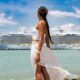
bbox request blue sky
[0,0,80,35]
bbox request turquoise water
[0,50,80,80]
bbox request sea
[0,50,80,80]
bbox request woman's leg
[41,65,50,80]
[35,64,42,80]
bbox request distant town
[0,34,80,50]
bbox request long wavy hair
[38,6,53,44]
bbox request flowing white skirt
[31,43,77,80]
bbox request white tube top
[32,28,39,40]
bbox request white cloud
[19,26,33,35]
[50,27,59,35]
[19,26,28,33]
[4,24,80,36]
[8,26,33,35]
[48,7,80,18]
[50,23,80,35]
[0,13,18,26]
[73,7,80,14]
[60,23,75,32]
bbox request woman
[31,6,79,80]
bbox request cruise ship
[0,33,80,50]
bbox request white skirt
[31,43,77,80]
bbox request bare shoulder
[38,20,46,29]
[39,20,45,24]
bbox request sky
[0,0,80,35]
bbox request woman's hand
[34,51,40,64]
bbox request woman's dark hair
[38,6,53,44]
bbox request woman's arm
[34,21,45,64]
[34,21,48,64]
[37,21,45,52]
